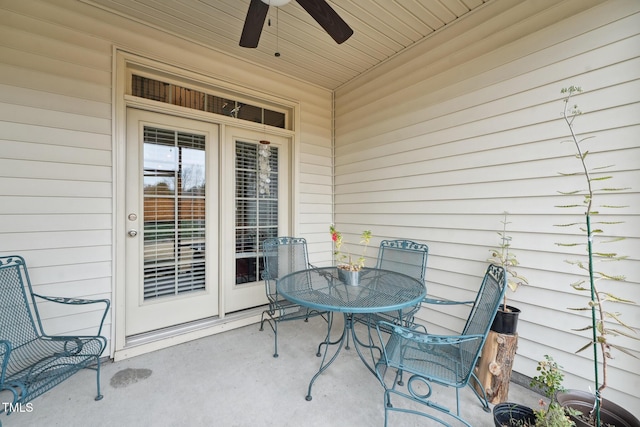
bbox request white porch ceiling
[82,0,491,90]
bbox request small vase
[337,267,361,286]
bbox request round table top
[276,267,426,313]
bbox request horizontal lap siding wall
[0,4,114,343]
[0,0,332,354]
[298,100,334,263]
[334,0,640,415]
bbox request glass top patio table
[276,266,426,401]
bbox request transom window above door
[131,74,288,129]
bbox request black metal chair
[374,264,507,427]
[259,237,327,357]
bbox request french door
[223,127,289,312]
[125,109,219,335]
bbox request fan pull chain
[274,7,281,57]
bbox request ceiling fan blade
[295,0,353,44]
[240,0,269,48]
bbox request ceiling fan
[240,0,353,48]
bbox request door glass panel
[143,126,206,299]
[235,141,278,284]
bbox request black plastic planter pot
[490,305,520,335]
[557,390,640,427]
[493,402,535,427]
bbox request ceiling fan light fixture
[260,0,291,6]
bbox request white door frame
[112,50,300,360]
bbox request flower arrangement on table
[329,225,372,271]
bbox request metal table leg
[305,312,347,401]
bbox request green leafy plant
[556,86,638,425]
[488,211,529,310]
[530,355,576,427]
[329,225,372,271]
[495,357,577,427]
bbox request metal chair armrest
[376,321,428,362]
[377,320,483,362]
[422,297,475,306]
[380,321,482,345]
[32,294,110,336]
[399,331,483,346]
[33,294,110,307]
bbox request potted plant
[529,355,578,427]
[493,403,536,427]
[329,225,372,285]
[493,355,575,427]
[554,86,639,427]
[475,212,530,404]
[488,211,529,334]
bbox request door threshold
[114,306,265,361]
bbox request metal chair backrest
[262,237,310,299]
[376,240,429,283]
[459,264,507,375]
[0,256,41,349]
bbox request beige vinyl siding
[334,0,639,414]
[298,98,334,263]
[0,0,332,355]
[1,0,637,413]
[0,0,114,345]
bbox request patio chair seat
[0,255,109,422]
[259,237,327,358]
[375,263,507,427]
[354,239,428,328]
[352,239,428,357]
[380,327,480,386]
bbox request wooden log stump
[474,330,518,404]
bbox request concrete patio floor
[3,316,543,427]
